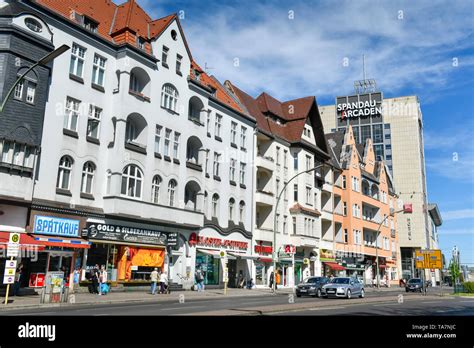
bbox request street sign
[223,267,229,282]
[167,232,178,247]
[3,275,14,284]
[415,249,442,269]
[9,233,20,244]
[7,243,19,257]
[284,245,296,254]
[303,258,310,265]
[5,260,17,269]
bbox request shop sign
[34,216,80,237]
[197,236,248,251]
[167,233,178,247]
[320,249,336,262]
[255,245,272,254]
[336,92,382,120]
[85,223,168,246]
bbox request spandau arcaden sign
[336,92,383,119]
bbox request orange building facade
[324,126,400,285]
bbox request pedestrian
[195,268,204,292]
[91,265,100,294]
[237,270,244,288]
[150,268,159,295]
[275,270,281,289]
[160,271,168,294]
[269,271,274,291]
[13,263,23,296]
[99,265,108,295]
[73,267,80,292]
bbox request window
[352,204,360,218]
[25,18,42,32]
[342,175,346,189]
[121,165,143,198]
[56,156,73,190]
[151,175,162,204]
[162,46,169,66]
[283,150,288,168]
[164,129,172,156]
[69,43,86,77]
[352,126,360,143]
[168,180,177,206]
[276,146,281,165]
[293,217,297,234]
[173,132,180,158]
[360,125,371,143]
[385,144,392,150]
[386,155,392,160]
[240,163,246,184]
[64,97,80,131]
[385,133,391,140]
[213,152,221,177]
[344,229,348,243]
[314,192,318,208]
[206,113,211,134]
[230,159,236,181]
[372,124,383,143]
[283,216,288,234]
[240,126,247,149]
[293,152,298,170]
[92,54,106,86]
[229,198,235,221]
[343,202,347,216]
[176,54,182,74]
[354,230,362,245]
[212,194,219,217]
[294,184,298,201]
[384,124,391,129]
[239,201,245,222]
[205,150,210,175]
[1,142,11,163]
[83,16,98,33]
[284,181,288,200]
[154,125,162,153]
[26,82,36,104]
[306,186,311,204]
[14,80,24,100]
[161,84,179,112]
[215,114,222,137]
[351,176,359,192]
[374,144,384,160]
[231,122,237,144]
[305,155,312,171]
[87,105,101,139]
[137,37,146,50]
[81,162,95,194]
[276,214,280,232]
[276,179,280,196]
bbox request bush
[463,282,474,293]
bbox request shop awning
[227,252,259,260]
[33,236,91,249]
[258,257,273,263]
[0,232,46,251]
[323,262,346,271]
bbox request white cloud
[438,228,474,236]
[164,0,474,101]
[442,209,474,221]
[425,150,474,182]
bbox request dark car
[406,278,423,292]
[296,277,329,298]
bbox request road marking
[421,301,443,304]
[309,306,345,311]
[160,305,204,311]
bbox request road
[2,288,472,316]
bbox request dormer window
[83,16,98,33]
[25,18,42,32]
[194,70,201,81]
[137,37,146,50]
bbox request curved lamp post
[272,163,326,293]
[0,44,69,113]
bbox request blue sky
[127,0,474,265]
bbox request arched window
[168,179,177,207]
[129,67,151,96]
[121,165,143,198]
[212,193,219,218]
[81,161,96,194]
[57,156,74,190]
[239,201,246,223]
[203,191,208,216]
[151,175,162,204]
[229,198,235,221]
[125,113,147,145]
[161,83,179,112]
[188,96,204,122]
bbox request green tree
[449,259,461,292]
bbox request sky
[124,0,474,266]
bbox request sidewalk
[0,287,289,311]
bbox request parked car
[296,277,329,298]
[406,278,423,292]
[322,277,364,299]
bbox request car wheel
[359,289,365,298]
[317,289,322,298]
[405,288,409,292]
[296,294,301,298]
[347,289,352,299]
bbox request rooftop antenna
[354,54,376,94]
[204,62,214,75]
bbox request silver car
[322,277,365,299]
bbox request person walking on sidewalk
[195,268,204,292]
[269,271,274,291]
[150,268,159,295]
[99,265,108,295]
[159,271,168,294]
[92,265,100,294]
[13,263,23,296]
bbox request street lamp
[0,44,69,113]
[375,203,412,289]
[272,163,326,293]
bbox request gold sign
[415,249,442,269]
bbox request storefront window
[196,252,219,285]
